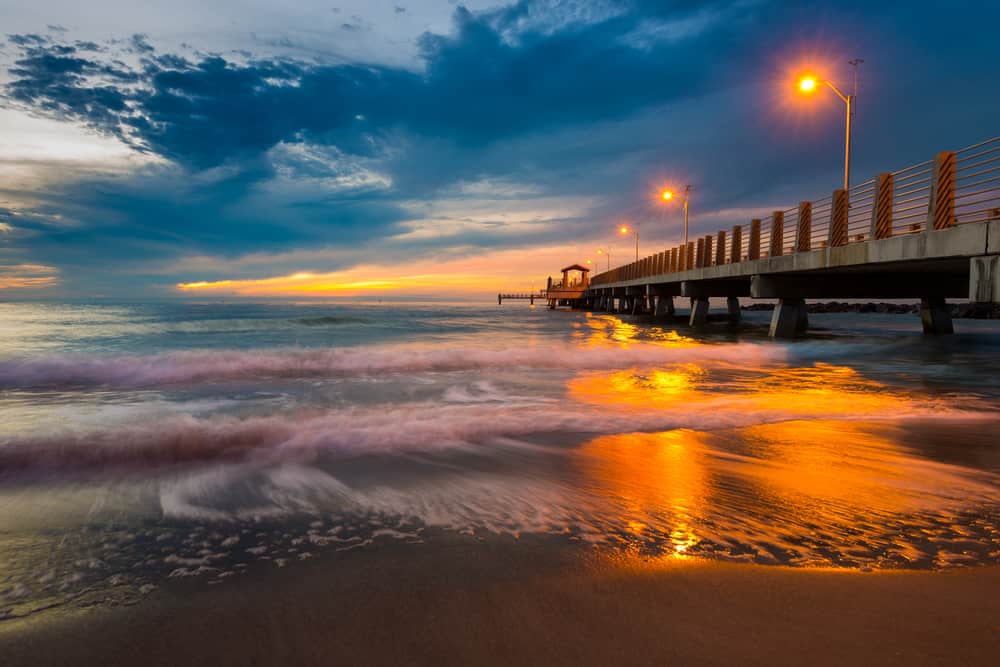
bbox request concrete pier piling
[654,295,675,317]
[727,296,741,323]
[769,298,809,338]
[689,297,710,326]
[920,297,954,335]
[970,255,1000,303]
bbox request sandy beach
[3,537,999,667]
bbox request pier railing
[590,136,1000,286]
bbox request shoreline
[3,537,999,666]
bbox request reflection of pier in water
[503,136,1000,338]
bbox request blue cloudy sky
[0,0,998,297]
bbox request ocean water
[1,300,999,620]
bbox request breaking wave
[0,390,984,478]
[293,316,369,326]
[0,342,783,389]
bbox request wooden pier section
[517,136,1000,337]
[498,292,547,305]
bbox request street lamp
[619,224,638,261]
[596,248,611,271]
[661,185,692,246]
[797,58,863,191]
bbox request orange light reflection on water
[567,358,999,567]
[581,314,697,349]
[579,430,710,559]
[569,362,913,419]
[578,419,1000,569]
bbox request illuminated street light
[619,224,639,261]
[661,185,692,246]
[797,59,863,190]
[596,247,611,271]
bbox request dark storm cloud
[6,37,138,130]
[3,1,756,171]
[6,33,50,47]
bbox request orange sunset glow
[174,245,604,297]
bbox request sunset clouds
[2,1,999,297]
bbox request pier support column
[920,297,953,335]
[970,255,1000,303]
[689,297,709,326]
[769,298,808,338]
[654,295,674,317]
[726,296,741,323]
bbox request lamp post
[619,225,638,261]
[798,59,863,191]
[662,185,692,246]
[596,248,610,271]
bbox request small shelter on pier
[545,264,590,309]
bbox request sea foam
[0,342,782,389]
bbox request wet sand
[3,538,999,666]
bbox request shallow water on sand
[1,300,999,621]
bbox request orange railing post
[829,189,849,247]
[749,219,761,260]
[928,151,956,230]
[797,202,812,252]
[871,173,894,239]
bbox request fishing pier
[505,136,1000,338]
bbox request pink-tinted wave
[0,392,983,477]
[0,343,783,389]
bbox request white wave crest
[0,342,783,389]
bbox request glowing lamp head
[661,190,673,201]
[596,249,604,254]
[619,225,630,235]
[798,76,818,93]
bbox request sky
[0,0,998,298]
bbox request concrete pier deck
[583,136,1000,337]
